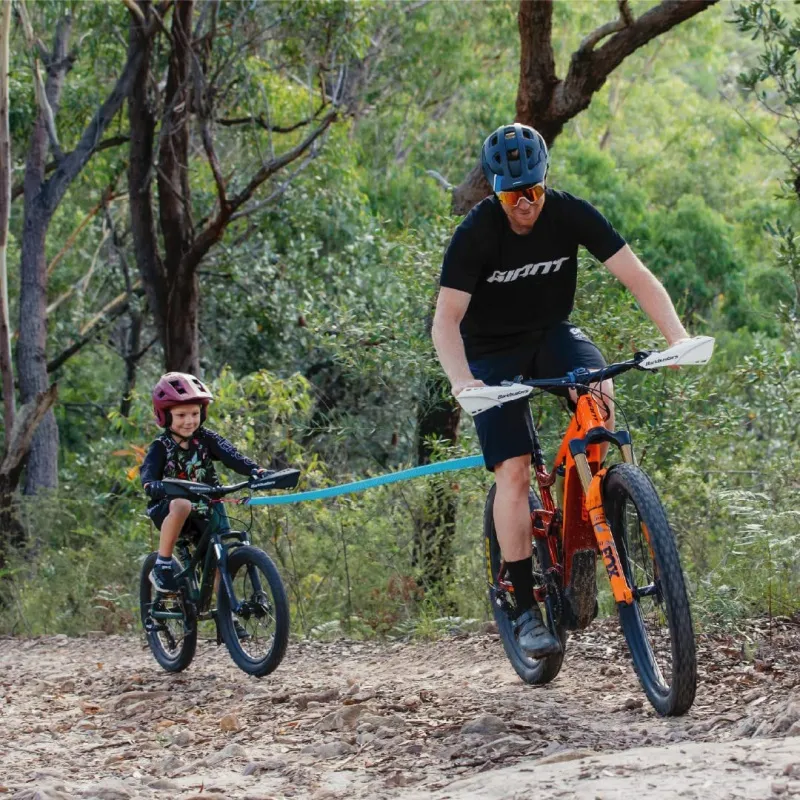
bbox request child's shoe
[149,562,179,594]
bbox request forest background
[0,0,797,638]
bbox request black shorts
[468,321,606,471]
[145,500,220,537]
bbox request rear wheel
[139,552,197,672]
[603,464,697,716]
[217,545,289,677]
[484,484,567,685]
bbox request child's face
[170,404,202,437]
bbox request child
[140,371,268,594]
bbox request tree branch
[46,281,143,373]
[11,135,129,202]
[190,49,227,212]
[182,109,336,272]
[216,105,327,134]
[17,0,65,160]
[40,34,151,215]
[0,384,58,476]
[555,0,718,121]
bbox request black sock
[506,557,534,616]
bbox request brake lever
[249,468,301,491]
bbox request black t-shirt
[440,190,626,359]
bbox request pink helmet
[152,372,214,427]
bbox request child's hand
[250,467,271,480]
[145,480,167,500]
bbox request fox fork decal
[585,470,633,605]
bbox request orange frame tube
[536,392,633,604]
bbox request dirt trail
[1,617,798,800]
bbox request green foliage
[4,0,800,637]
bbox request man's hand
[451,378,486,397]
[666,334,691,370]
[144,480,166,500]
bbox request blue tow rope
[247,455,485,506]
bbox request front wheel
[484,484,567,685]
[139,552,197,672]
[603,464,697,716]
[217,545,290,677]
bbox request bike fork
[214,540,241,614]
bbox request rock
[78,779,133,799]
[623,697,644,710]
[206,743,249,766]
[788,721,800,737]
[219,712,243,732]
[357,713,406,732]
[773,703,800,734]
[318,704,366,731]
[401,695,421,710]
[108,691,168,710]
[243,757,284,776]
[155,754,183,775]
[735,717,758,737]
[536,748,596,765]
[170,729,195,747]
[29,771,65,781]
[772,782,788,795]
[11,789,72,800]
[460,714,507,736]
[479,734,529,757]
[296,688,339,709]
[301,741,356,759]
[147,778,182,791]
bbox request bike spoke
[232,562,277,659]
[623,500,673,690]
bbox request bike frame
[496,387,636,614]
[148,502,255,625]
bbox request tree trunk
[127,1,166,348]
[17,17,71,493]
[0,0,13,437]
[156,0,198,373]
[0,384,58,569]
[18,211,59,492]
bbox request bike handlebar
[513,352,648,391]
[162,468,301,501]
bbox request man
[432,123,690,657]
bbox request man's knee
[494,456,531,496]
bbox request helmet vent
[169,379,187,395]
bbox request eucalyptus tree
[126,0,398,373]
[452,0,720,213]
[13,1,157,494]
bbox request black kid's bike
[140,469,299,677]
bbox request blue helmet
[481,123,548,192]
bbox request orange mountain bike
[457,336,715,716]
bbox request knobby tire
[484,483,567,685]
[603,464,697,716]
[217,545,290,677]
[139,552,197,673]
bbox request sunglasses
[497,183,546,208]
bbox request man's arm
[431,287,485,397]
[604,245,689,346]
